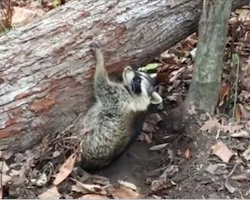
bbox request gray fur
[79,42,162,170]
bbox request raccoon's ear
[150,91,163,104]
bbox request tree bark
[187,0,233,114]
[0,0,248,152]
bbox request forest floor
[1,0,250,199]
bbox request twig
[0,161,3,195]
[227,163,239,178]
[0,21,7,32]
[232,53,240,121]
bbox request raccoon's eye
[131,76,142,94]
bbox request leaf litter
[53,153,77,185]
[118,180,137,191]
[78,194,109,199]
[37,186,61,199]
[110,186,141,199]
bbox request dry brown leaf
[9,169,23,176]
[160,52,181,66]
[142,123,155,132]
[148,113,163,124]
[183,148,191,159]
[138,134,145,142]
[218,84,230,107]
[241,105,250,120]
[239,102,250,120]
[186,33,198,46]
[72,184,87,193]
[242,146,250,160]
[200,117,221,133]
[166,93,180,102]
[151,177,174,192]
[211,141,234,163]
[8,165,27,187]
[189,47,197,59]
[240,59,250,91]
[150,143,168,151]
[143,133,152,144]
[221,124,244,133]
[177,33,198,60]
[205,163,219,175]
[231,174,248,181]
[156,72,170,85]
[169,67,185,83]
[53,153,76,185]
[1,174,11,186]
[90,175,110,186]
[38,186,61,199]
[159,165,179,178]
[233,104,242,122]
[237,9,250,21]
[118,180,137,191]
[72,181,106,195]
[52,150,61,158]
[238,90,250,102]
[231,130,250,138]
[36,9,46,17]
[180,41,193,56]
[151,195,162,199]
[11,7,36,27]
[28,1,40,9]
[229,16,238,25]
[112,186,141,199]
[205,163,228,175]
[0,161,9,174]
[78,194,109,199]
[225,178,236,194]
[246,120,250,131]
[0,186,2,199]
[10,174,27,187]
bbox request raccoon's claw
[90,41,100,51]
[90,41,104,66]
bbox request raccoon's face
[122,66,162,104]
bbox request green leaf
[231,53,239,65]
[138,63,160,73]
[53,0,61,7]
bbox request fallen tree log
[0,0,249,152]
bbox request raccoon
[79,42,162,171]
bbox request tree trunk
[186,0,233,114]
[0,0,248,152]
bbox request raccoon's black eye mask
[131,76,142,94]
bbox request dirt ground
[95,112,250,199]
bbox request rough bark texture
[0,0,248,152]
[187,0,234,114]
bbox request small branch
[232,53,240,120]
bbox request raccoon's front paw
[90,41,101,51]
